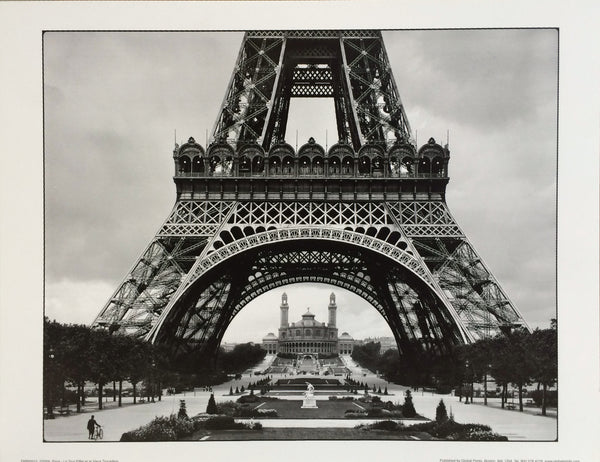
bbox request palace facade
[262,293,354,355]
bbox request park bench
[58,406,70,415]
[506,403,516,410]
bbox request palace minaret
[328,292,337,327]
[280,292,289,328]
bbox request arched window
[431,156,444,176]
[418,157,431,176]
[178,156,191,173]
[389,157,400,177]
[299,156,311,175]
[401,156,414,176]
[282,156,294,175]
[328,156,341,175]
[239,156,251,175]
[192,156,204,175]
[342,156,354,175]
[372,156,383,176]
[269,156,281,175]
[312,156,324,175]
[358,156,370,175]
[252,156,264,175]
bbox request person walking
[87,415,101,439]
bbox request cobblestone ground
[44,356,557,442]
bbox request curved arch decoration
[147,227,471,348]
[149,239,469,360]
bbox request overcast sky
[43,29,557,343]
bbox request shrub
[178,400,188,419]
[344,411,368,418]
[120,415,197,441]
[206,394,218,414]
[236,407,278,418]
[529,390,558,407]
[402,390,416,418]
[436,399,448,423]
[408,420,507,440]
[448,429,508,441]
[237,393,260,404]
[229,386,233,395]
[215,401,239,416]
[367,408,384,417]
[368,420,403,431]
[204,415,242,430]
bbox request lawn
[252,399,365,418]
[241,399,425,420]
[183,428,435,440]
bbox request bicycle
[93,426,103,440]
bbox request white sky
[43,29,558,343]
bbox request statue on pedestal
[301,382,318,409]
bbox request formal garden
[119,394,507,441]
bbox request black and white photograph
[1,1,599,462]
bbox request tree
[402,389,416,417]
[178,399,188,419]
[529,327,557,416]
[229,386,233,395]
[88,329,117,410]
[206,393,218,414]
[436,399,448,423]
[505,329,535,412]
[125,338,151,405]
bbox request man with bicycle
[87,415,101,439]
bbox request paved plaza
[44,356,556,442]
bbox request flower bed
[120,414,262,441]
[357,419,508,441]
[120,415,202,441]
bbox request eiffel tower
[92,30,529,362]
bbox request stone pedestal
[301,396,318,408]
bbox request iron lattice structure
[92,30,529,361]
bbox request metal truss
[159,200,463,237]
[211,30,411,150]
[340,35,411,144]
[92,236,208,338]
[411,237,529,339]
[159,201,235,237]
[151,239,467,358]
[387,201,464,237]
